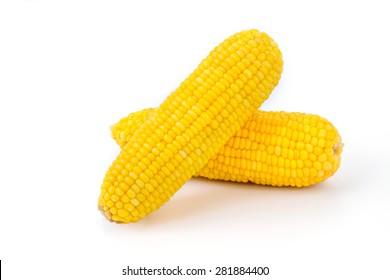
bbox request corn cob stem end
[333,142,344,155]
[98,205,123,223]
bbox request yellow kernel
[131,199,139,207]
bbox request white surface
[1,1,389,279]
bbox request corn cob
[112,109,342,187]
[98,29,283,223]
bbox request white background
[1,1,389,279]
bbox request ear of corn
[98,29,283,223]
[112,109,342,187]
